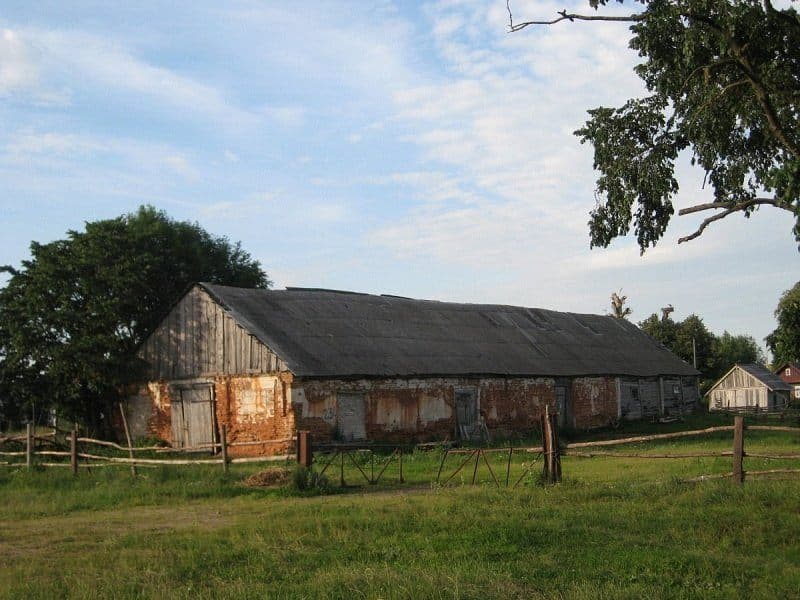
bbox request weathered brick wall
[571,377,618,430]
[293,376,555,443]
[213,373,295,457]
[124,374,295,457]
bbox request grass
[2,415,800,598]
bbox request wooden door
[555,387,567,428]
[170,384,215,449]
[337,393,366,441]
[455,389,478,439]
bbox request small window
[795,388,800,399]
[672,384,680,396]
[786,368,792,376]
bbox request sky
[0,1,797,354]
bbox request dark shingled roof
[738,364,791,391]
[199,283,699,379]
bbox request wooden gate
[170,384,216,449]
[337,393,366,441]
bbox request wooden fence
[0,424,295,475]
[433,413,800,488]
[561,416,800,485]
[4,415,800,487]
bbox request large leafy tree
[509,1,800,251]
[712,331,766,373]
[639,311,764,388]
[766,281,800,364]
[0,206,269,434]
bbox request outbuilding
[707,363,791,411]
[124,283,699,455]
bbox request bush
[290,465,330,492]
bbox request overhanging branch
[677,198,795,243]
[506,4,642,32]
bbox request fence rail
[4,416,800,488]
[0,423,295,473]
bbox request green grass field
[2,416,800,599]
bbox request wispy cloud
[0,29,39,94]
[4,27,261,129]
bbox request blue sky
[0,1,797,353]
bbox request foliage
[639,312,764,387]
[290,465,331,493]
[0,206,269,434]
[713,331,766,372]
[511,1,800,251]
[609,289,633,319]
[766,281,800,365]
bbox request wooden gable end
[139,285,288,380]
[712,366,765,391]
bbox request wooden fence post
[541,410,550,483]
[221,424,229,474]
[71,427,78,476]
[297,430,312,468]
[550,411,562,483]
[26,423,33,470]
[118,403,137,477]
[541,406,561,485]
[733,415,745,485]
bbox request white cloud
[164,154,199,180]
[371,0,651,275]
[0,29,39,94]
[4,27,258,128]
[261,105,306,127]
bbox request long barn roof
[199,283,699,379]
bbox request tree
[609,289,633,318]
[508,1,800,252]
[0,206,270,434]
[766,281,800,364]
[712,331,766,375]
[640,312,714,371]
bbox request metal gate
[170,384,216,449]
[336,393,366,441]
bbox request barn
[707,364,791,411]
[123,283,699,455]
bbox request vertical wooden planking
[215,303,224,375]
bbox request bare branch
[678,198,795,244]
[679,198,794,216]
[508,8,642,33]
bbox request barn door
[555,386,567,428]
[336,393,366,441]
[455,388,478,440]
[170,384,215,449]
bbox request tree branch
[677,198,796,244]
[687,11,800,161]
[507,5,642,33]
[679,198,794,216]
